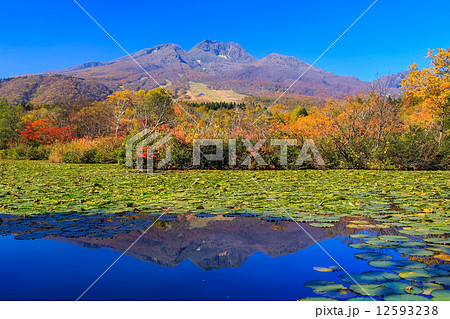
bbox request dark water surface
[0,212,447,300]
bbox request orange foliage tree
[20,119,73,145]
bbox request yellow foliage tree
[401,48,450,144]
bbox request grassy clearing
[183,82,246,102]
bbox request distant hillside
[375,71,410,89]
[0,75,112,105]
[2,40,407,104]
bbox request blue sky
[1,0,449,81]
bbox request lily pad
[396,260,428,269]
[401,241,426,247]
[422,283,443,295]
[395,247,435,257]
[354,252,393,261]
[431,276,450,286]
[304,280,346,292]
[346,297,374,301]
[431,289,450,300]
[365,239,398,247]
[398,270,431,282]
[383,282,422,294]
[340,273,377,284]
[361,271,399,281]
[423,238,450,245]
[350,234,374,239]
[349,284,392,296]
[377,235,410,242]
[313,267,335,272]
[368,260,401,270]
[383,294,430,301]
[309,223,335,228]
[349,243,377,250]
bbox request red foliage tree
[20,119,73,145]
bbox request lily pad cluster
[1,161,449,301]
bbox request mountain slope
[6,40,393,103]
[0,75,112,104]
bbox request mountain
[45,43,206,90]
[2,40,403,104]
[227,52,368,97]
[374,71,410,89]
[0,75,112,105]
[188,39,257,74]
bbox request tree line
[0,48,448,170]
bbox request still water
[0,212,447,300]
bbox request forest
[0,49,449,170]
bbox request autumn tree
[0,99,23,149]
[105,90,134,137]
[401,48,450,144]
[369,75,402,148]
[138,87,174,131]
[71,102,113,138]
[20,119,73,145]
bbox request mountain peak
[257,53,311,69]
[189,39,256,63]
[113,43,185,62]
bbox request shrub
[49,136,123,164]
[62,151,82,164]
[386,128,442,170]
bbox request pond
[0,211,448,301]
[0,162,449,300]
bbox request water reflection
[1,212,448,301]
[1,212,335,270]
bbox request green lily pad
[401,241,426,247]
[396,260,428,270]
[431,276,450,286]
[378,235,410,242]
[398,270,431,282]
[383,294,430,301]
[431,289,450,300]
[354,252,393,261]
[383,282,422,294]
[427,245,450,255]
[365,239,398,247]
[350,234,374,239]
[361,271,399,281]
[429,268,449,276]
[422,283,443,295]
[304,280,346,292]
[309,223,335,228]
[349,284,392,296]
[349,243,377,250]
[346,297,374,301]
[395,247,435,257]
[423,238,450,245]
[340,273,378,285]
[368,260,401,270]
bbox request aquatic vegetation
[0,160,449,300]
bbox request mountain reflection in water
[3,211,439,301]
[0,212,335,271]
